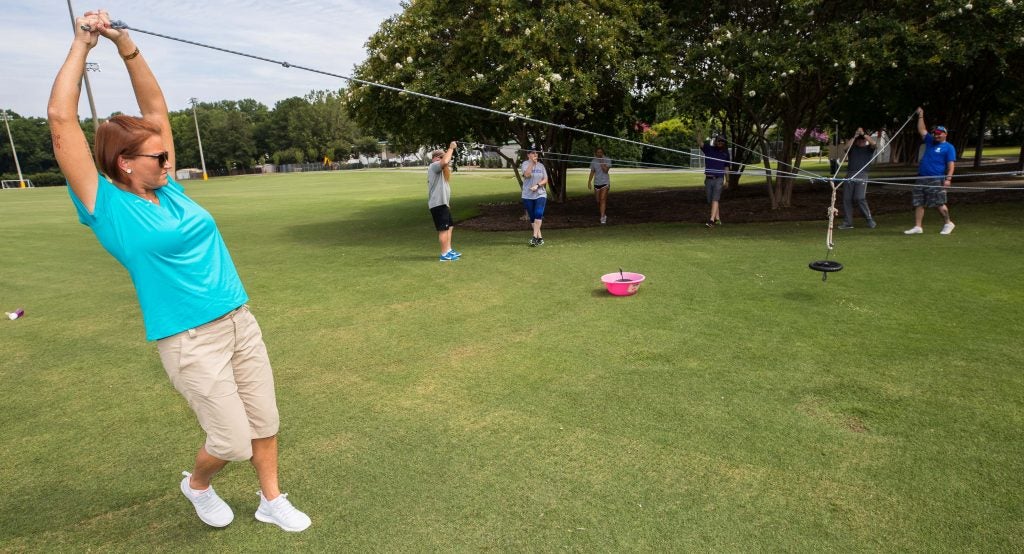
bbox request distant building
[175,168,205,180]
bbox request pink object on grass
[600,272,646,296]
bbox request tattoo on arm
[52,133,62,151]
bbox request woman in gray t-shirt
[520,149,548,246]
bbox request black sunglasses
[133,151,169,166]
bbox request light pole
[189,98,209,181]
[1,110,25,188]
[65,0,100,132]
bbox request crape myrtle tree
[666,1,873,209]
[347,0,668,201]
[667,0,1024,208]
[830,0,1024,168]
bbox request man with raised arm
[905,107,956,235]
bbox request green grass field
[1,170,1022,552]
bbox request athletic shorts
[704,176,725,203]
[156,305,280,461]
[522,197,547,222]
[912,177,947,208]
[593,183,609,191]
[430,205,453,231]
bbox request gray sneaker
[838,223,854,230]
[180,472,234,528]
[255,491,311,532]
[867,219,877,229]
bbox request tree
[169,100,266,172]
[0,112,57,175]
[258,91,363,165]
[347,0,669,201]
[665,1,875,208]
[831,0,1024,167]
[664,0,1024,208]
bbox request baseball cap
[933,126,948,134]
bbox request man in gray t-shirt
[427,141,460,261]
[839,128,877,229]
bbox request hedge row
[1,171,67,187]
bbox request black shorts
[430,205,453,231]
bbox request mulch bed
[459,180,1024,231]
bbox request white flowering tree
[347,0,668,201]
[665,2,872,208]
[666,0,1024,207]
[828,0,1024,168]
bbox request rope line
[459,140,767,175]
[102,21,1024,192]
[109,20,706,161]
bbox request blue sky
[3,1,404,117]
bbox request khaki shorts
[157,305,280,461]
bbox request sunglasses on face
[134,151,170,166]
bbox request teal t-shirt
[69,174,248,340]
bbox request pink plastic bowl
[601,272,646,296]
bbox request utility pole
[65,0,100,132]
[189,98,209,180]
[2,110,26,187]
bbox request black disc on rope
[809,260,843,273]
[809,260,843,281]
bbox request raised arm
[48,13,103,211]
[95,10,175,172]
[916,107,927,138]
[441,141,456,182]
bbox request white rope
[107,21,1024,192]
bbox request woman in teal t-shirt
[48,10,310,532]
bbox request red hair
[94,115,162,183]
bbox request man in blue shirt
[905,107,956,235]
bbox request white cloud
[1,1,403,117]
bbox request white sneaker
[600,215,607,224]
[940,222,956,235]
[180,471,234,528]
[903,226,923,235]
[256,491,311,532]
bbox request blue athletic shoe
[446,249,462,258]
[439,251,458,261]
